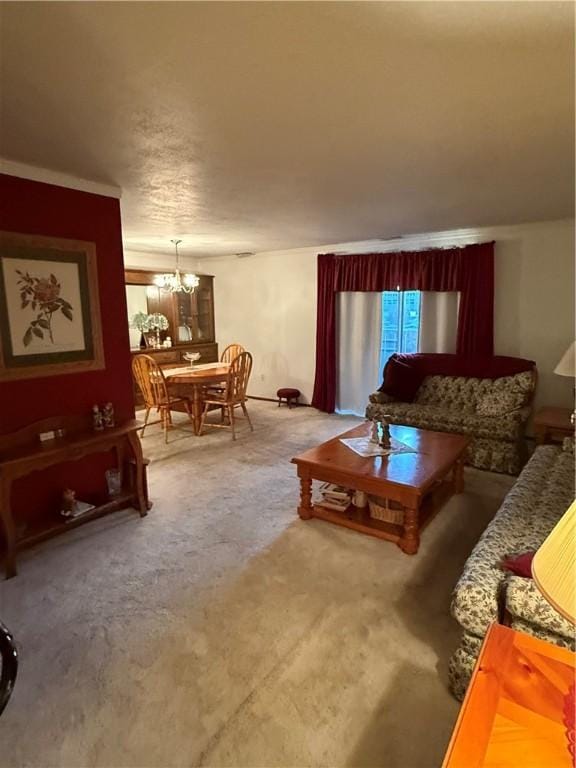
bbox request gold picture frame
[0,231,104,381]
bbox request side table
[0,417,148,578]
[534,406,574,445]
[442,623,575,768]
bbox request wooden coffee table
[291,422,470,554]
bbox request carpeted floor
[0,402,514,768]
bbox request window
[380,290,421,371]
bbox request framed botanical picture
[0,231,104,381]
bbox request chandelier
[154,239,200,294]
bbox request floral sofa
[366,354,537,474]
[448,438,575,700]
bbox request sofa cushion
[414,370,536,412]
[367,401,527,441]
[491,370,535,406]
[506,577,575,645]
[518,447,575,549]
[415,375,487,412]
[476,391,525,416]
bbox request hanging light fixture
[154,239,200,294]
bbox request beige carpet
[0,402,514,767]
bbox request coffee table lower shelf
[310,480,454,548]
[312,503,403,544]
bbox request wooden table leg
[453,456,466,494]
[129,457,152,510]
[126,432,148,517]
[0,476,17,578]
[534,424,546,445]
[297,472,313,520]
[398,505,420,554]
[192,385,203,436]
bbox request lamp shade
[532,501,576,623]
[554,342,576,378]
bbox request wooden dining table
[164,362,230,435]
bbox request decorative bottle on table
[379,418,391,449]
[103,402,115,429]
[92,404,104,431]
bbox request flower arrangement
[147,313,169,347]
[130,311,150,332]
[147,313,169,332]
[129,312,169,348]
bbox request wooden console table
[0,416,148,579]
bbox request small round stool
[277,387,301,409]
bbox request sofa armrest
[368,391,397,405]
[515,406,532,425]
[505,576,575,642]
[492,406,532,441]
[451,567,506,638]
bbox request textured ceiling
[0,1,574,258]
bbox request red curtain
[311,242,494,412]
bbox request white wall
[493,221,574,411]
[208,250,318,402]
[125,219,575,412]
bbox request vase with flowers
[130,312,151,350]
[147,313,169,348]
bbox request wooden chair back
[225,351,252,403]
[220,343,245,364]
[132,355,169,409]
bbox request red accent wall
[0,173,135,523]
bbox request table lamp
[532,500,576,762]
[554,342,576,425]
[532,500,576,624]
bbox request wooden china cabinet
[125,269,218,406]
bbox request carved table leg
[126,432,148,517]
[0,476,17,578]
[297,473,313,520]
[453,456,465,494]
[398,505,420,555]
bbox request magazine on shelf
[315,498,351,512]
[319,483,351,501]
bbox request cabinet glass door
[175,278,214,343]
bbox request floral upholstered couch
[366,354,537,474]
[448,439,575,700]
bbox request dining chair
[200,351,253,440]
[132,355,193,443]
[220,343,245,364]
[205,343,246,398]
